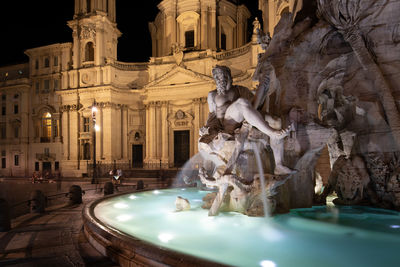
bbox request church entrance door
[132,145,143,168]
[174,130,190,167]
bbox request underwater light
[260,260,277,267]
[158,233,174,243]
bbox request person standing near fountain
[199,65,294,176]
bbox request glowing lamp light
[260,260,277,267]
[94,124,100,131]
[91,106,98,113]
[158,233,174,243]
[390,225,400,229]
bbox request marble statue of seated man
[199,65,294,176]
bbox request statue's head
[212,65,232,94]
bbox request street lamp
[91,100,99,184]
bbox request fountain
[83,1,400,266]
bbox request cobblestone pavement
[0,189,122,267]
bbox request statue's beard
[216,82,228,95]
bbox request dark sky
[0,0,260,67]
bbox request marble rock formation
[175,196,191,211]
[190,0,400,216]
[254,0,400,211]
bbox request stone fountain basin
[83,188,400,267]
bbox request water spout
[252,142,271,217]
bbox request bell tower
[68,0,120,69]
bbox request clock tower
[68,0,120,70]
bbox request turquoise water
[94,188,400,267]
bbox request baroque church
[0,0,302,178]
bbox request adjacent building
[0,0,300,177]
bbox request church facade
[0,0,300,178]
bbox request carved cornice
[144,101,169,108]
[193,97,207,104]
[96,102,127,109]
[60,104,82,112]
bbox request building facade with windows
[0,0,300,177]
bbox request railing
[214,43,252,60]
[112,61,148,71]
[7,183,137,219]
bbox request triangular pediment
[146,66,213,88]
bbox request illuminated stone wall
[0,0,266,177]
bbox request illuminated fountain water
[84,1,400,265]
[85,143,400,267]
[88,187,400,267]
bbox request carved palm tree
[318,0,400,150]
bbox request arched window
[85,42,94,62]
[185,30,195,48]
[41,112,52,143]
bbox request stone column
[144,102,156,167]
[122,106,128,160]
[237,11,243,47]
[109,0,116,22]
[166,12,175,52]
[201,4,208,49]
[155,102,162,159]
[95,25,102,66]
[102,103,112,161]
[161,101,169,166]
[69,107,79,163]
[61,107,70,160]
[210,7,217,50]
[72,28,80,69]
[145,104,150,164]
[149,102,157,162]
[161,16,167,56]
[75,0,80,15]
[99,106,104,159]
[268,0,276,35]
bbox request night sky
[0,0,260,67]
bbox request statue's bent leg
[225,98,294,175]
[225,98,289,139]
[270,137,296,175]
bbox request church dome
[149,0,251,57]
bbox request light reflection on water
[94,188,400,267]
